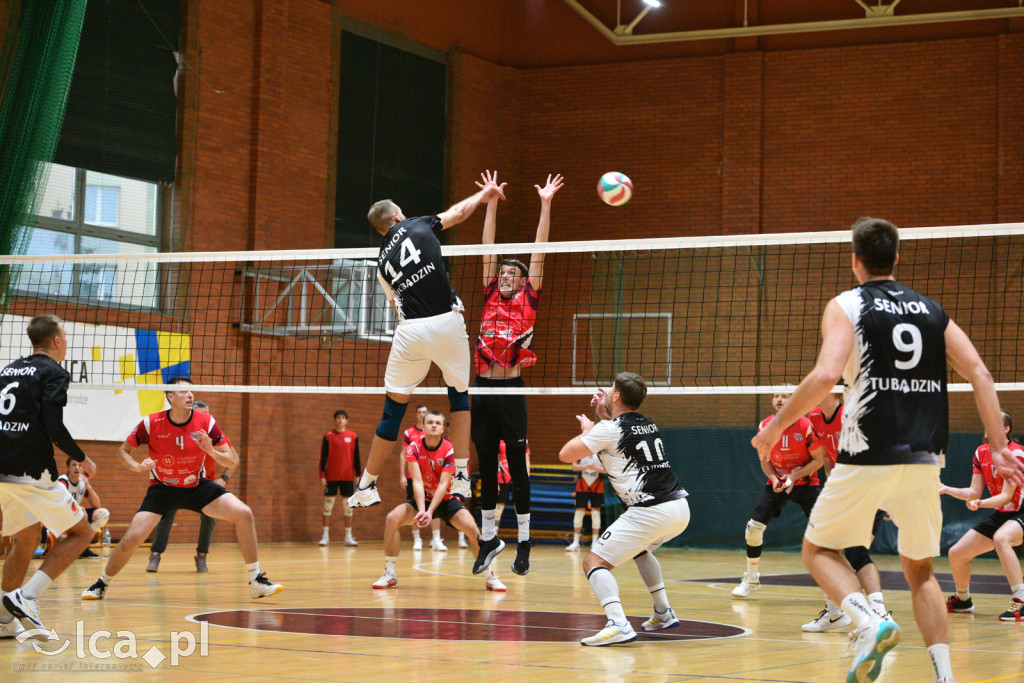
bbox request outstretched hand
[536,174,564,203]
[576,414,595,435]
[475,170,507,203]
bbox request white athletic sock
[432,529,441,542]
[357,472,378,490]
[573,532,581,544]
[495,504,505,523]
[21,571,52,600]
[634,552,671,612]
[745,556,760,578]
[516,513,530,542]
[411,528,420,540]
[841,592,878,630]
[246,562,261,583]
[867,591,886,613]
[1011,583,1024,602]
[345,528,354,540]
[927,643,954,682]
[100,573,113,586]
[587,567,627,625]
[385,556,397,574]
[458,532,466,542]
[322,526,329,535]
[454,458,469,480]
[956,584,971,601]
[825,597,841,613]
[481,509,497,541]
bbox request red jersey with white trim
[475,274,540,374]
[496,439,530,485]
[320,429,360,481]
[403,425,425,450]
[972,441,1024,513]
[760,414,819,487]
[406,437,455,501]
[127,410,225,488]
[808,404,843,467]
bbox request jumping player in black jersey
[754,217,1024,683]
[348,174,506,511]
[559,372,690,646]
[0,315,98,638]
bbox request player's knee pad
[90,508,110,531]
[843,545,873,572]
[447,386,469,412]
[342,496,353,517]
[573,508,586,527]
[323,496,336,516]
[591,508,601,529]
[745,519,767,547]
[376,396,408,440]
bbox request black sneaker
[945,594,974,613]
[79,548,99,559]
[472,536,505,575]
[511,540,532,576]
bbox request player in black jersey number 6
[349,175,506,513]
[559,373,690,646]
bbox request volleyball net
[1,222,1022,396]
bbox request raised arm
[439,172,505,230]
[528,174,563,291]
[477,170,504,287]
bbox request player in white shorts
[349,174,506,510]
[560,372,690,646]
[753,217,1024,683]
[0,315,98,638]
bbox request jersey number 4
[383,238,423,283]
[635,437,666,463]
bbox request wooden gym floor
[0,541,1021,681]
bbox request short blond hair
[368,200,399,233]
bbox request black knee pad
[843,545,873,572]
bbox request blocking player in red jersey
[801,389,890,632]
[732,392,824,598]
[472,171,563,578]
[940,410,1024,621]
[396,404,444,550]
[372,410,505,591]
[318,409,361,547]
[82,378,282,600]
[566,453,605,552]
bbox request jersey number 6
[0,382,18,416]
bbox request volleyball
[597,172,633,206]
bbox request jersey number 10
[635,438,666,463]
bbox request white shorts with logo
[805,463,941,561]
[385,311,470,394]
[592,496,690,567]
[0,481,85,536]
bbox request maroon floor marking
[192,608,746,642]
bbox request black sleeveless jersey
[579,412,688,507]
[0,354,71,484]
[835,280,950,466]
[376,215,460,320]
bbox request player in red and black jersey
[396,404,444,550]
[372,410,505,592]
[82,378,282,601]
[941,410,1024,621]
[732,392,824,598]
[318,409,361,547]
[472,171,563,578]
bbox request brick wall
[20,3,1023,544]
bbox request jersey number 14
[383,238,423,283]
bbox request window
[19,162,162,309]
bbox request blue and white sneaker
[847,618,901,683]
[642,607,680,632]
[581,620,638,646]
